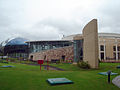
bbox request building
[26,40,73,61]
[62,33,120,61]
[27,40,72,53]
[26,19,120,68]
[98,33,120,60]
[4,33,120,61]
[2,19,120,68]
[27,19,99,68]
[4,37,28,58]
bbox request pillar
[115,39,118,60]
[83,19,99,68]
[104,40,106,60]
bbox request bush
[56,60,60,64]
[77,61,90,69]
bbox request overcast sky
[0,0,120,42]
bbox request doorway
[61,55,65,62]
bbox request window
[118,53,120,59]
[100,45,104,51]
[113,46,120,51]
[100,53,104,60]
[61,55,65,61]
[53,45,56,49]
[113,53,116,59]
[44,45,48,50]
[113,46,116,51]
[30,55,33,61]
[117,46,120,51]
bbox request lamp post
[107,70,111,83]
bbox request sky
[0,0,120,42]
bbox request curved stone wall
[83,19,99,68]
[29,46,74,62]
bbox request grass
[0,62,120,90]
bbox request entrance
[100,53,104,60]
[30,55,33,61]
[61,55,65,62]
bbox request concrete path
[24,63,64,71]
[112,75,120,88]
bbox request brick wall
[29,46,74,62]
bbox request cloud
[97,0,120,33]
[0,0,120,43]
[35,18,83,34]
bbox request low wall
[29,46,74,62]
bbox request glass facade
[8,53,28,58]
[4,45,28,58]
[28,41,72,53]
[73,39,83,62]
[3,37,29,58]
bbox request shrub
[77,61,90,69]
[56,60,60,64]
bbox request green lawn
[0,62,120,90]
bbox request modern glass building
[73,39,83,62]
[4,37,28,58]
[26,40,73,53]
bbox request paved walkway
[112,75,120,88]
[25,63,64,71]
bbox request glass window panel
[100,45,104,51]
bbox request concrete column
[33,44,36,53]
[104,40,106,60]
[115,39,118,60]
[99,44,101,60]
[83,19,99,68]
